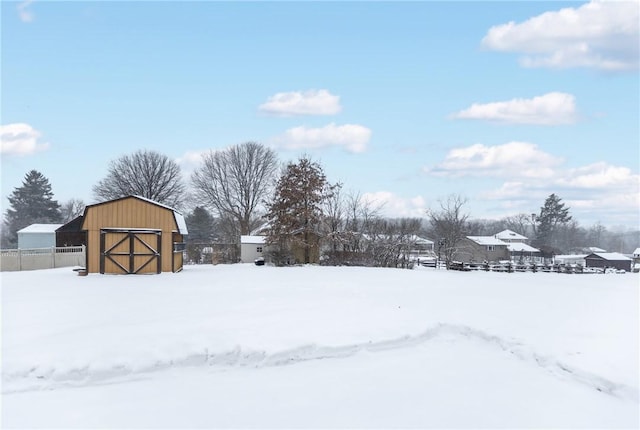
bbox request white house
[240,235,266,263]
[17,223,63,249]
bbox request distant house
[507,242,542,262]
[409,235,435,259]
[17,224,63,249]
[240,235,266,263]
[633,248,640,273]
[458,236,510,263]
[584,253,632,272]
[494,229,541,262]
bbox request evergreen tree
[264,157,334,264]
[185,206,215,243]
[183,206,216,264]
[4,170,62,247]
[534,193,572,250]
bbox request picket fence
[0,246,86,272]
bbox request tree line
[2,143,638,265]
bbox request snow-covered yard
[2,264,638,428]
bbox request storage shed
[81,196,188,274]
[240,235,266,263]
[584,252,632,272]
[18,224,63,249]
[56,216,87,247]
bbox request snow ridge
[4,323,637,402]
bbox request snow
[240,235,266,244]
[495,229,528,241]
[466,235,507,246]
[16,223,63,233]
[2,264,638,428]
[589,252,632,261]
[506,242,540,253]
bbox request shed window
[257,246,263,253]
[486,245,495,251]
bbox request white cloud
[426,142,639,224]
[361,191,427,218]
[273,123,371,153]
[481,162,639,224]
[451,92,578,125]
[259,90,341,116]
[558,162,638,189]
[427,142,561,178]
[17,0,34,23]
[482,0,639,71]
[0,123,49,156]
[175,149,210,175]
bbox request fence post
[52,246,56,269]
[18,249,22,271]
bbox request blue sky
[2,0,639,228]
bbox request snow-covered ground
[2,264,638,428]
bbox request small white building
[17,223,63,249]
[240,235,266,263]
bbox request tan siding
[83,197,181,274]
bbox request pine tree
[264,157,333,264]
[4,170,62,247]
[185,206,215,243]
[534,193,572,250]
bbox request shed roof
[633,248,640,256]
[83,195,188,235]
[495,229,528,241]
[586,252,631,261]
[467,236,507,246]
[17,223,63,234]
[56,216,84,232]
[241,235,266,244]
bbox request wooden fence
[0,246,85,272]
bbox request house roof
[241,235,266,244]
[495,229,528,241]
[410,235,434,245]
[17,223,63,234]
[507,243,540,253]
[587,246,607,253]
[466,236,506,246]
[586,252,632,261]
[83,195,188,235]
[633,248,640,256]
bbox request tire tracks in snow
[3,323,637,402]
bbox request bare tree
[426,194,469,268]
[93,149,185,208]
[502,213,533,237]
[191,142,278,235]
[60,198,85,222]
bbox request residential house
[458,236,510,263]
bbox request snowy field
[2,264,639,428]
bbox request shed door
[100,229,161,274]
